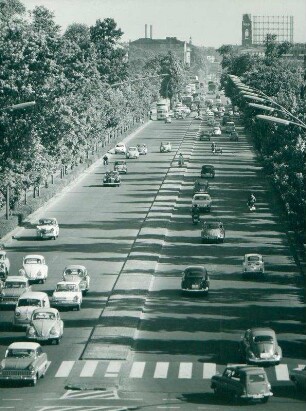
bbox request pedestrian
[103,154,109,166]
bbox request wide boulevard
[0,111,305,410]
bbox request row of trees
[0,0,187,211]
[218,36,306,232]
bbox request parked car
[0,276,31,308]
[51,281,82,311]
[114,142,126,154]
[199,131,211,141]
[290,365,306,391]
[211,364,272,403]
[114,159,127,174]
[242,254,265,276]
[160,142,172,153]
[0,251,10,281]
[201,221,225,243]
[62,265,90,294]
[0,342,49,386]
[201,165,215,178]
[192,193,212,212]
[14,292,50,328]
[181,266,210,294]
[239,328,282,365]
[126,146,140,159]
[36,218,59,240]
[137,144,148,155]
[20,255,48,284]
[26,307,64,345]
[213,126,221,136]
[103,170,121,187]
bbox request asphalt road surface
[0,112,305,411]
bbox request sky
[21,0,306,47]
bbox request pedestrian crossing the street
[47,359,304,382]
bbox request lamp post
[255,114,306,130]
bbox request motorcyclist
[247,193,256,207]
[211,142,216,152]
[103,154,109,166]
[192,204,200,221]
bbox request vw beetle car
[290,365,306,391]
[26,307,64,345]
[213,126,221,136]
[0,251,10,281]
[193,180,210,195]
[14,291,50,328]
[181,266,210,294]
[0,342,48,386]
[201,221,225,243]
[114,142,126,154]
[36,218,59,240]
[211,364,272,403]
[192,193,212,212]
[126,146,140,159]
[51,281,82,311]
[114,159,127,174]
[20,255,48,284]
[103,170,121,186]
[239,328,282,365]
[201,165,215,178]
[62,265,90,294]
[0,276,31,308]
[137,144,148,155]
[243,254,265,276]
[160,142,172,153]
[199,131,211,141]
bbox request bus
[156,99,170,120]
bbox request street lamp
[248,103,276,113]
[242,94,268,103]
[256,114,306,130]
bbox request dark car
[103,171,121,187]
[181,266,210,294]
[229,131,239,141]
[211,364,273,403]
[201,165,215,178]
[194,180,210,194]
[199,131,211,141]
[201,221,225,243]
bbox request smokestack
[150,24,153,39]
[145,24,147,38]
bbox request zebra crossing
[48,359,304,382]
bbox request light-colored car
[0,342,48,386]
[243,254,265,275]
[239,328,282,365]
[137,144,148,155]
[62,265,90,294]
[213,126,221,136]
[114,142,126,154]
[192,193,212,212]
[114,160,127,174]
[126,146,140,159]
[201,221,225,243]
[21,255,48,283]
[36,218,59,240]
[14,292,50,328]
[290,365,306,391]
[0,276,31,308]
[0,250,10,281]
[26,307,64,345]
[103,170,121,187]
[51,281,82,311]
[160,142,172,153]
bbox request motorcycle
[192,213,200,224]
[247,201,256,211]
[212,147,223,155]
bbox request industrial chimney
[150,25,153,39]
[145,24,147,38]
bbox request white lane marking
[154,362,169,379]
[105,361,122,378]
[178,362,193,379]
[129,361,146,378]
[203,363,216,379]
[55,361,75,377]
[60,390,118,400]
[275,364,289,381]
[80,360,99,377]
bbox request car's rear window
[254,335,274,343]
[185,271,205,278]
[18,299,42,307]
[248,373,266,383]
[248,256,260,262]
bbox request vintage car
[181,266,210,294]
[114,159,127,174]
[126,146,140,159]
[160,142,172,153]
[103,170,121,187]
[229,130,239,141]
[193,180,210,195]
[114,142,126,154]
[290,365,306,391]
[0,251,10,281]
[192,193,212,212]
[51,281,82,311]
[165,116,172,123]
[14,291,50,328]
[225,121,236,133]
[0,342,49,386]
[137,144,148,155]
[36,217,59,240]
[211,364,272,403]
[62,265,90,294]
[201,221,225,243]
[20,255,48,283]
[239,328,282,365]
[0,276,31,308]
[201,165,215,178]
[213,126,222,136]
[26,307,64,345]
[242,254,265,276]
[199,131,211,141]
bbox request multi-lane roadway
[0,111,305,410]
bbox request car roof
[19,291,48,299]
[227,364,265,373]
[202,165,214,169]
[245,253,262,258]
[23,254,44,259]
[251,328,275,336]
[116,142,125,146]
[64,265,86,270]
[184,266,207,273]
[56,281,79,286]
[8,342,41,350]
[32,307,59,314]
[5,276,28,282]
[39,217,56,221]
[129,146,137,149]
